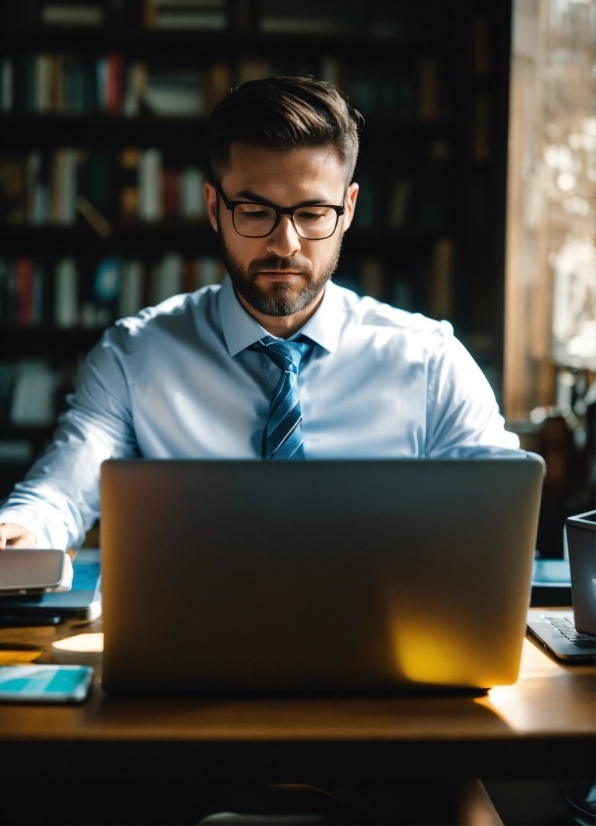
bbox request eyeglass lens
[233,203,339,239]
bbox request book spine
[152,252,183,303]
[181,167,205,219]
[34,54,51,113]
[54,257,78,327]
[139,148,162,222]
[105,53,124,113]
[96,57,107,111]
[430,238,454,320]
[161,168,181,219]
[361,260,384,299]
[1,59,13,112]
[16,257,34,326]
[416,59,438,121]
[31,263,45,326]
[118,260,144,318]
[198,256,224,287]
[61,148,79,225]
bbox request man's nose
[266,215,302,258]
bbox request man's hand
[0,523,38,550]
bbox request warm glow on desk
[53,633,104,653]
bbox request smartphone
[0,550,67,595]
[0,665,93,703]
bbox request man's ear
[342,182,359,232]
[204,181,219,233]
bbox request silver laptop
[527,510,595,662]
[101,457,544,695]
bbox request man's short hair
[208,76,363,184]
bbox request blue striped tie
[252,335,314,460]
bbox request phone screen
[0,665,93,702]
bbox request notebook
[100,456,544,695]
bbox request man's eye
[239,207,271,220]
[296,210,326,221]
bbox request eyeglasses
[215,183,346,240]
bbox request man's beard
[218,224,343,317]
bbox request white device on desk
[0,550,68,595]
[101,456,544,696]
[528,509,596,662]
[0,549,101,623]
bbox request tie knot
[252,335,314,374]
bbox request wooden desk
[0,617,593,788]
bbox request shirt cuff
[0,510,68,550]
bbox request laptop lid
[101,457,544,695]
[567,511,596,636]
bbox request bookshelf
[0,0,513,499]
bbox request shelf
[0,327,104,360]
[0,30,449,57]
[0,223,222,256]
[0,224,453,257]
[0,113,454,149]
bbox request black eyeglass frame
[215,183,346,240]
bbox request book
[143,70,205,117]
[81,151,111,216]
[430,238,454,320]
[0,260,18,323]
[10,361,56,427]
[238,60,271,86]
[474,94,491,161]
[77,194,113,238]
[152,253,183,303]
[198,257,224,287]
[181,167,205,219]
[319,57,342,89]
[0,155,26,224]
[143,0,226,29]
[205,63,230,112]
[118,260,145,318]
[95,258,122,315]
[40,3,104,27]
[416,59,438,121]
[1,59,14,112]
[392,279,413,311]
[388,179,410,228]
[139,149,162,222]
[123,62,148,117]
[105,54,124,113]
[26,151,51,225]
[349,69,376,115]
[31,263,45,326]
[33,55,51,113]
[161,169,181,219]
[361,260,384,300]
[50,148,79,225]
[118,148,140,221]
[258,0,347,35]
[54,257,78,327]
[16,257,34,326]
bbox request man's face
[204,144,358,319]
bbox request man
[0,76,519,551]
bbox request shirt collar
[219,274,345,357]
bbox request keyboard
[544,616,596,649]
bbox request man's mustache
[247,256,313,278]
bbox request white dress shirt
[0,275,520,549]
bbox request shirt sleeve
[0,325,139,550]
[425,330,521,457]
